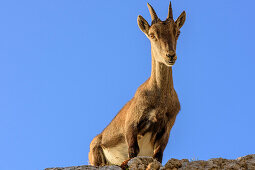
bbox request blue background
[1,0,255,169]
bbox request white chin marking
[166,64,173,67]
[164,61,174,67]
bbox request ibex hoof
[120,158,131,169]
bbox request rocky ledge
[46,154,255,170]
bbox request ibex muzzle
[89,2,186,166]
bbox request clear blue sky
[1,0,255,169]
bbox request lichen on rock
[46,154,255,170]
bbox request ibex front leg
[153,129,170,163]
[153,117,176,163]
[121,123,139,168]
[126,124,139,158]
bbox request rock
[45,154,255,170]
[45,165,121,170]
[127,156,162,170]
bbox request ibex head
[138,2,186,67]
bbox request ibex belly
[102,142,128,165]
[102,132,154,165]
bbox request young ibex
[89,2,186,166]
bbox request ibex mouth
[166,61,175,66]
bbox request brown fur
[88,2,186,166]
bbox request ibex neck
[149,50,174,92]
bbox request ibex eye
[150,34,155,39]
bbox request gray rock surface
[46,154,255,170]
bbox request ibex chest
[136,92,180,135]
[137,108,169,137]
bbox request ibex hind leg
[88,135,108,166]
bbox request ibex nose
[166,53,176,61]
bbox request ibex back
[89,2,186,166]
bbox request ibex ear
[137,15,150,35]
[175,11,186,29]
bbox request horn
[147,3,158,21]
[167,1,173,19]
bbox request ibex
[89,2,186,166]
